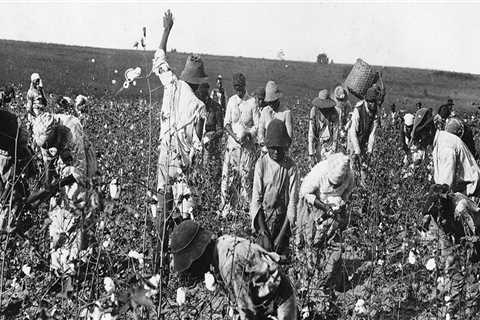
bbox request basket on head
[344,59,377,99]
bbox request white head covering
[31,73,41,82]
[334,86,347,101]
[404,113,414,126]
[326,153,351,186]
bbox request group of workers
[0,9,479,320]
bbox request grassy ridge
[1,39,479,112]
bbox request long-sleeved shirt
[308,106,340,157]
[26,85,46,115]
[348,100,378,155]
[38,114,92,208]
[299,158,354,203]
[433,130,480,196]
[250,154,298,231]
[258,104,293,146]
[152,49,206,169]
[214,235,296,320]
[224,93,259,149]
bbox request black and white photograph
[1,1,480,319]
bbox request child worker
[250,119,298,256]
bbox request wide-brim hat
[312,89,335,109]
[265,119,291,148]
[412,107,434,139]
[264,81,283,103]
[180,55,208,84]
[171,220,213,273]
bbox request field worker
[152,10,208,272]
[333,85,352,130]
[210,74,227,114]
[0,86,16,109]
[26,73,47,118]
[415,102,423,111]
[258,81,293,152]
[411,108,480,197]
[446,98,456,116]
[421,184,480,315]
[347,86,380,181]
[400,113,414,154]
[294,153,354,305]
[252,86,266,112]
[0,110,35,205]
[171,220,297,320]
[75,94,88,114]
[32,112,98,276]
[54,95,76,115]
[434,104,451,130]
[152,10,208,221]
[219,72,259,217]
[250,119,298,256]
[197,82,223,163]
[308,89,340,166]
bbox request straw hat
[312,89,335,109]
[180,55,208,84]
[264,81,283,103]
[265,119,291,148]
[171,220,213,273]
[326,153,351,186]
[412,108,434,140]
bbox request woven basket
[344,59,377,99]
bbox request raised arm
[159,10,174,52]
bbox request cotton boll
[176,287,186,306]
[354,299,367,314]
[408,250,416,265]
[109,179,121,199]
[22,264,31,277]
[204,272,216,291]
[112,79,117,85]
[103,277,115,292]
[425,258,436,271]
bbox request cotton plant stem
[0,126,19,310]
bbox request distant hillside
[1,39,479,112]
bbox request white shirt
[433,130,480,196]
[152,49,206,167]
[258,105,293,145]
[224,93,259,148]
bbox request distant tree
[317,53,329,64]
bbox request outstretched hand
[163,10,174,31]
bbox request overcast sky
[1,1,479,74]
